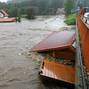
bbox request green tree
[8,0,65,15]
[64,0,74,15]
[26,8,35,19]
[8,6,18,17]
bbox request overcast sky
[0,0,7,2]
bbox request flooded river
[0,15,67,89]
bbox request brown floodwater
[0,16,68,89]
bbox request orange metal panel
[40,59,75,84]
[31,31,76,52]
[77,16,89,73]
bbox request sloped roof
[31,31,76,52]
[1,10,9,17]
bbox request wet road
[0,16,67,89]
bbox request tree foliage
[8,6,18,17]
[0,0,65,18]
[7,0,65,16]
[65,14,76,25]
[64,0,74,15]
[26,8,35,19]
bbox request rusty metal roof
[40,59,75,84]
[0,18,16,23]
[31,31,76,52]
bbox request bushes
[64,0,76,25]
[65,14,76,25]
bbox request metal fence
[76,15,89,89]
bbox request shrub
[65,14,76,25]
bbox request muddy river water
[0,16,67,89]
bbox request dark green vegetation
[7,0,65,18]
[64,0,74,16]
[64,0,89,25]
[0,0,66,19]
[26,8,35,19]
[65,14,76,25]
[0,0,89,20]
[64,0,76,25]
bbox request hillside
[7,0,65,15]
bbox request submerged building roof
[0,18,16,23]
[31,31,76,52]
[1,10,9,17]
